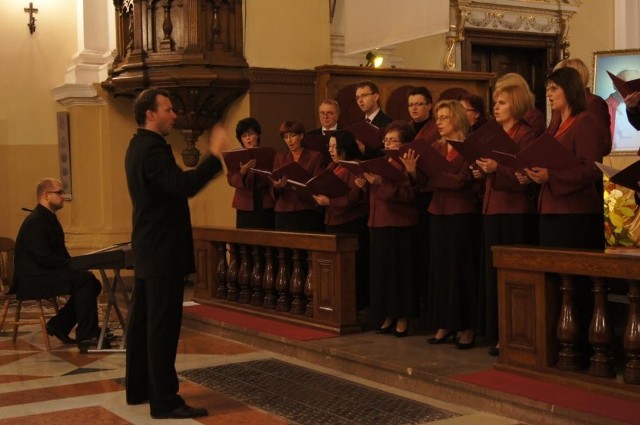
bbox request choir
[222,70,618,355]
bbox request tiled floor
[0,319,525,424]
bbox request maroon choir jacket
[482,121,537,215]
[367,159,418,228]
[323,163,369,226]
[227,170,275,211]
[273,149,324,212]
[427,141,481,215]
[538,111,603,214]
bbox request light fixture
[365,51,383,68]
[24,2,38,34]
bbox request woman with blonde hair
[493,73,545,136]
[427,100,482,349]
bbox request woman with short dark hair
[226,117,275,229]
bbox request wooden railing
[191,227,359,334]
[493,246,640,392]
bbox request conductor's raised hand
[208,123,229,159]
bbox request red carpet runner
[183,304,338,341]
[454,369,640,424]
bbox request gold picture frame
[593,48,640,155]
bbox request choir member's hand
[355,139,366,154]
[471,166,485,179]
[354,176,367,189]
[523,167,549,184]
[363,172,382,185]
[624,91,640,109]
[515,171,531,185]
[208,123,229,158]
[400,149,419,179]
[313,194,330,206]
[270,176,288,189]
[476,158,497,174]
[240,159,257,175]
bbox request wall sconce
[24,2,38,34]
[365,51,383,68]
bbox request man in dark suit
[305,99,340,166]
[124,88,226,420]
[13,178,102,349]
[307,98,340,136]
[355,81,391,158]
[355,80,392,128]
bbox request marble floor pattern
[0,321,526,425]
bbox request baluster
[159,0,175,51]
[262,247,277,309]
[304,254,313,317]
[624,280,640,384]
[275,248,291,312]
[215,242,228,299]
[588,277,615,377]
[557,274,583,371]
[226,243,240,302]
[238,244,252,304]
[290,249,306,315]
[251,245,264,307]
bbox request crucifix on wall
[24,2,38,34]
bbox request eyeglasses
[241,130,257,138]
[383,137,401,144]
[319,111,335,116]
[435,116,452,122]
[408,102,427,108]
[47,190,65,196]
[355,93,373,101]
[283,133,301,140]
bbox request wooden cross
[24,2,38,34]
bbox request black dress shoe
[487,346,500,357]
[77,337,111,353]
[427,330,455,345]
[151,405,208,419]
[46,325,76,345]
[126,398,148,406]
[394,329,409,338]
[455,336,476,350]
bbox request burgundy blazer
[482,121,537,215]
[227,171,275,211]
[367,159,418,228]
[273,149,324,212]
[323,163,369,226]
[428,141,481,215]
[548,90,612,157]
[538,111,603,214]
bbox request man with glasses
[407,86,438,142]
[354,80,391,158]
[306,99,341,165]
[308,99,340,136]
[13,178,103,350]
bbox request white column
[615,0,640,49]
[52,0,115,105]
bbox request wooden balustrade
[192,227,359,334]
[493,246,640,393]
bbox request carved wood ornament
[102,0,249,166]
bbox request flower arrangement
[603,178,640,247]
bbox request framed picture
[593,49,640,155]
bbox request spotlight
[365,52,383,68]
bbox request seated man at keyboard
[13,178,104,351]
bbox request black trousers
[125,276,186,415]
[44,269,101,341]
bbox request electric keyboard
[70,242,134,271]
